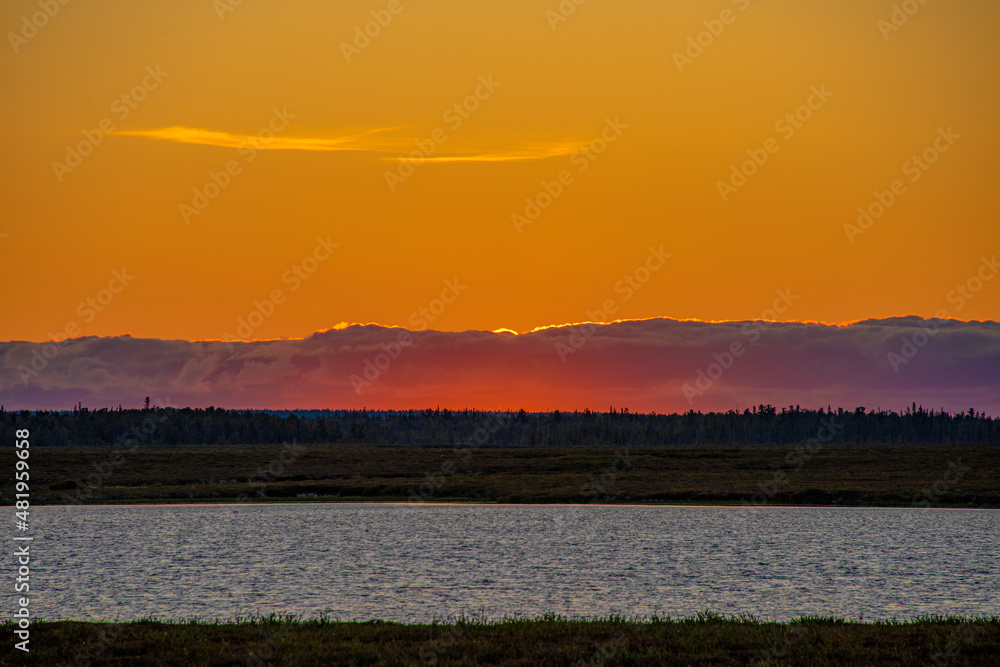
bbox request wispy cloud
[112,126,578,163]
[382,142,581,163]
[111,125,406,152]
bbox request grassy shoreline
[33,496,1000,509]
[20,443,999,508]
[5,615,998,665]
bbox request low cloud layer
[1,317,997,414]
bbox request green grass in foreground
[3,614,998,666]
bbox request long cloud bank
[0,317,998,414]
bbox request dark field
[4,615,998,666]
[21,443,1000,507]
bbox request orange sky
[1,0,998,343]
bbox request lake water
[14,504,1000,622]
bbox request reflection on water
[16,504,999,622]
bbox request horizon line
[4,314,997,346]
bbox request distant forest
[3,403,998,447]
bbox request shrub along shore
[4,614,998,666]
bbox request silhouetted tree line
[2,403,997,447]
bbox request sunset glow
[1,0,998,411]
